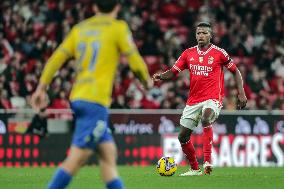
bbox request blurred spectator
[111,95,130,109]
[10,91,26,108]
[0,89,12,109]
[0,0,284,110]
[271,56,284,79]
[50,91,70,109]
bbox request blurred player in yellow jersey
[31,0,151,188]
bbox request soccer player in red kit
[153,22,247,176]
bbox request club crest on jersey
[199,57,203,63]
[208,56,214,64]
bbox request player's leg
[201,100,221,175]
[61,146,93,173]
[47,146,93,189]
[97,141,124,189]
[179,104,203,176]
[201,108,214,175]
[69,100,124,189]
[178,124,202,176]
[47,100,109,189]
[178,124,199,171]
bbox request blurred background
[0,0,283,168]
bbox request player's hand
[141,78,153,91]
[30,85,49,112]
[145,79,153,90]
[152,73,161,82]
[237,93,247,110]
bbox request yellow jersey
[40,15,150,107]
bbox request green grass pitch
[0,166,284,189]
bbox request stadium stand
[0,0,283,110]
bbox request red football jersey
[171,44,236,105]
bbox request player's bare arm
[152,70,175,82]
[232,68,247,109]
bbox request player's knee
[65,148,92,169]
[61,156,86,174]
[202,108,215,126]
[98,142,117,166]
[99,155,116,169]
[201,117,211,126]
[178,132,191,144]
[70,155,88,168]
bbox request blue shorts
[70,100,113,150]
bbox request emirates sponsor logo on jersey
[190,64,213,77]
[208,56,214,64]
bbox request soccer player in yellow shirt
[31,0,151,188]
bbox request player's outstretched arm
[31,28,75,111]
[232,68,247,109]
[31,48,71,111]
[152,70,175,82]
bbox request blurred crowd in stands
[0,0,284,110]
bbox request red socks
[181,125,213,169]
[202,125,213,163]
[181,140,199,170]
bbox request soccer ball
[156,157,177,176]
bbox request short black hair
[196,21,213,35]
[94,0,120,13]
[197,22,212,28]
